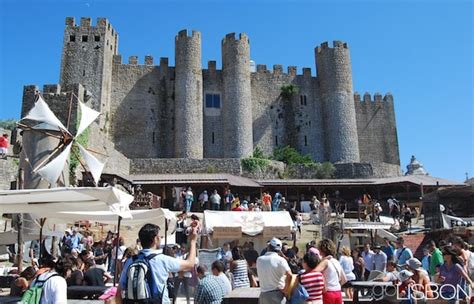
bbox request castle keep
[21,17,401,178]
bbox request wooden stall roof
[257,175,464,187]
[129,173,262,188]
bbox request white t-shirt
[256,252,291,292]
[35,271,67,304]
[323,257,344,292]
[339,255,356,281]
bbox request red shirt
[262,194,272,206]
[0,136,8,148]
[300,271,324,301]
[232,206,243,211]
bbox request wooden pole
[39,218,46,262]
[113,216,122,286]
[17,168,24,272]
[164,218,168,248]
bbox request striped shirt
[300,271,324,301]
[232,259,250,288]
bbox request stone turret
[316,41,360,163]
[60,17,117,128]
[222,33,253,158]
[174,30,203,159]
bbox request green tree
[0,119,17,131]
[280,84,299,101]
[272,146,313,165]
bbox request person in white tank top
[339,246,356,299]
[314,239,346,304]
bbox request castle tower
[316,41,360,163]
[59,17,117,128]
[174,30,203,159]
[222,33,253,158]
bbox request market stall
[203,211,295,252]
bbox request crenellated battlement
[207,61,217,71]
[176,29,201,40]
[43,84,61,95]
[316,40,349,53]
[252,64,312,78]
[160,57,169,69]
[354,92,394,103]
[65,16,111,30]
[222,32,249,45]
[112,55,164,67]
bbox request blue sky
[0,0,472,181]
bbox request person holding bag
[314,239,346,304]
[297,252,324,304]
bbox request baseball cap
[397,270,414,282]
[268,238,282,251]
[406,258,422,271]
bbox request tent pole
[17,168,24,272]
[164,218,168,248]
[39,218,45,261]
[113,216,122,286]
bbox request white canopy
[0,187,133,219]
[44,208,175,227]
[203,211,294,236]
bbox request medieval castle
[21,17,401,179]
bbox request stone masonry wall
[202,61,224,158]
[110,58,160,158]
[316,41,360,163]
[60,17,117,129]
[26,17,402,179]
[354,92,400,167]
[174,30,203,158]
[130,158,242,175]
[222,33,253,158]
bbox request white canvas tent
[42,208,177,240]
[0,186,133,219]
[203,211,295,252]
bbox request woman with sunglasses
[435,246,474,304]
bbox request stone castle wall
[19,16,402,179]
[130,158,242,175]
[354,92,400,167]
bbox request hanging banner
[212,226,242,239]
[263,226,292,238]
[442,214,474,228]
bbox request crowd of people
[177,187,290,213]
[7,217,474,304]
[8,227,141,301]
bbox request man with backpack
[116,223,198,304]
[22,257,67,304]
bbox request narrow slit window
[211,132,215,144]
[275,136,279,146]
[82,70,86,76]
[304,136,308,146]
[152,132,156,144]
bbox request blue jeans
[272,199,281,211]
[185,199,192,213]
[225,203,231,211]
[212,203,220,210]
